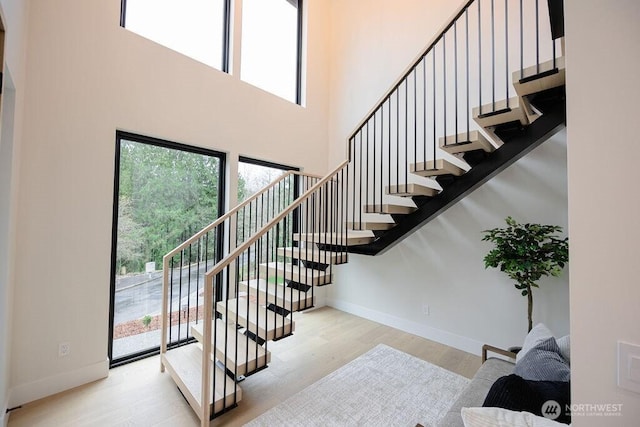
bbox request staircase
[159,0,566,425]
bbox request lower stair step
[386,183,440,197]
[439,130,498,154]
[217,298,294,341]
[259,262,332,286]
[191,320,270,377]
[278,247,348,265]
[410,159,467,177]
[239,278,314,312]
[473,96,537,128]
[364,204,416,215]
[162,345,241,416]
[293,231,374,246]
[347,221,395,231]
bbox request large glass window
[121,0,229,71]
[109,132,225,366]
[240,0,303,103]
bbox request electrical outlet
[422,304,430,316]
[58,342,70,357]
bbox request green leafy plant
[482,217,569,332]
[142,314,153,329]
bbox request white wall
[0,0,29,422]
[566,1,640,425]
[326,0,569,354]
[9,0,332,406]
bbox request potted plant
[482,217,569,332]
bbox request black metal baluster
[359,132,363,226]
[505,0,509,108]
[433,51,437,166]
[520,0,524,79]
[365,122,369,212]
[169,257,174,344]
[414,68,418,165]
[423,57,427,164]
[478,0,482,114]
[535,0,540,73]
[454,21,459,143]
[187,244,192,337]
[443,34,447,149]
[177,249,183,343]
[466,8,470,140]
[372,113,376,209]
[388,96,391,194]
[491,0,495,110]
[396,89,400,183]
[404,78,408,186]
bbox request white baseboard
[326,299,483,355]
[9,359,109,408]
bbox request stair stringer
[349,99,566,256]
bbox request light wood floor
[7,307,481,427]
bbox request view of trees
[116,140,222,274]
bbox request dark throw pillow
[483,374,571,424]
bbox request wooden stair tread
[162,345,241,416]
[293,232,375,246]
[513,57,566,97]
[239,279,314,312]
[217,298,294,341]
[259,262,332,286]
[278,247,348,265]
[386,183,440,197]
[439,130,498,154]
[347,222,396,231]
[191,320,270,376]
[410,159,467,177]
[472,96,535,128]
[364,204,416,215]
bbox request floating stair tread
[217,298,294,342]
[386,183,440,197]
[239,279,314,312]
[191,320,270,376]
[162,345,241,416]
[513,57,566,97]
[260,262,332,286]
[410,159,467,177]
[278,247,348,265]
[364,204,416,215]
[293,231,375,246]
[439,130,498,154]
[347,222,396,231]
[472,97,533,128]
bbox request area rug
[244,343,469,427]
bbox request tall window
[109,132,225,366]
[121,0,230,71]
[240,0,303,103]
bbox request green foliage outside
[482,216,569,332]
[116,140,220,274]
[141,314,153,328]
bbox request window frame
[108,131,226,368]
[119,0,232,73]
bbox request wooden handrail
[204,160,349,279]
[162,169,323,262]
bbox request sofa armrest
[482,344,517,363]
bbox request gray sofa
[437,345,517,427]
